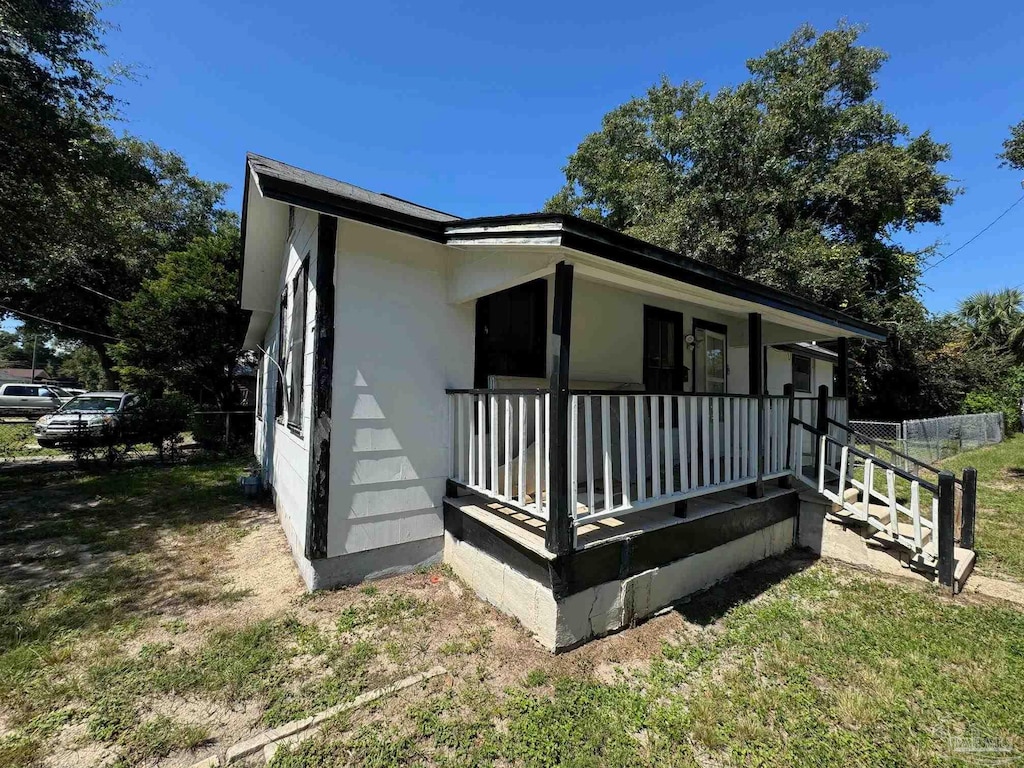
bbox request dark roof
[242,154,885,341]
[246,154,459,241]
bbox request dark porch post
[780,383,795,488]
[748,312,764,499]
[960,468,978,550]
[937,471,956,593]
[546,261,574,556]
[835,337,849,399]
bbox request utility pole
[30,334,37,382]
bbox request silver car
[34,391,138,447]
[0,382,73,416]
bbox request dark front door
[644,306,687,391]
[474,279,548,388]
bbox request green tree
[0,326,64,372]
[1001,119,1024,170]
[546,23,960,415]
[958,288,1024,362]
[109,224,248,408]
[57,344,107,389]
[547,23,956,311]
[1,1,228,379]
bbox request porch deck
[445,483,799,559]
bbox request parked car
[34,391,139,448]
[0,382,73,416]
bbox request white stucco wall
[326,221,475,558]
[254,207,320,552]
[765,348,835,396]
[558,277,751,393]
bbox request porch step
[828,501,934,557]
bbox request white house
[240,153,975,649]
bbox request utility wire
[79,284,124,303]
[0,303,121,341]
[920,192,1024,274]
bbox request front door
[693,321,728,393]
[643,306,687,391]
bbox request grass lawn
[943,433,1024,582]
[2,459,1024,766]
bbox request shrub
[962,366,1024,435]
[133,393,194,459]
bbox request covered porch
[442,216,876,556]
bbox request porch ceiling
[446,217,884,342]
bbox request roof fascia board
[445,214,883,341]
[257,173,448,243]
[559,221,884,340]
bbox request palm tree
[958,288,1024,362]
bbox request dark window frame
[792,353,812,393]
[275,290,287,421]
[473,279,548,388]
[642,305,687,392]
[286,255,310,434]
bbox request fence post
[814,385,829,478]
[960,468,977,550]
[937,471,956,593]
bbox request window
[643,306,687,391]
[693,320,728,393]
[5,385,37,396]
[255,353,264,420]
[792,354,812,393]
[286,257,309,431]
[474,279,547,387]
[275,290,287,420]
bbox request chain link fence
[849,419,903,442]
[0,410,255,466]
[849,412,1004,467]
[903,412,1004,465]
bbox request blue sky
[99,0,1024,315]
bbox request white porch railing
[792,422,940,558]
[568,393,768,525]
[447,390,551,519]
[447,389,844,529]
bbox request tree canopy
[1001,119,1024,170]
[1,0,230,379]
[547,23,957,316]
[109,223,249,407]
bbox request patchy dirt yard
[2,458,1024,767]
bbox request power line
[80,284,124,303]
[0,303,121,341]
[920,192,1024,274]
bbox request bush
[962,366,1024,435]
[131,393,194,459]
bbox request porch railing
[568,393,764,525]
[446,388,808,528]
[448,389,551,519]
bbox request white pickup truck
[0,383,73,416]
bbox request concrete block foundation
[444,518,796,651]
